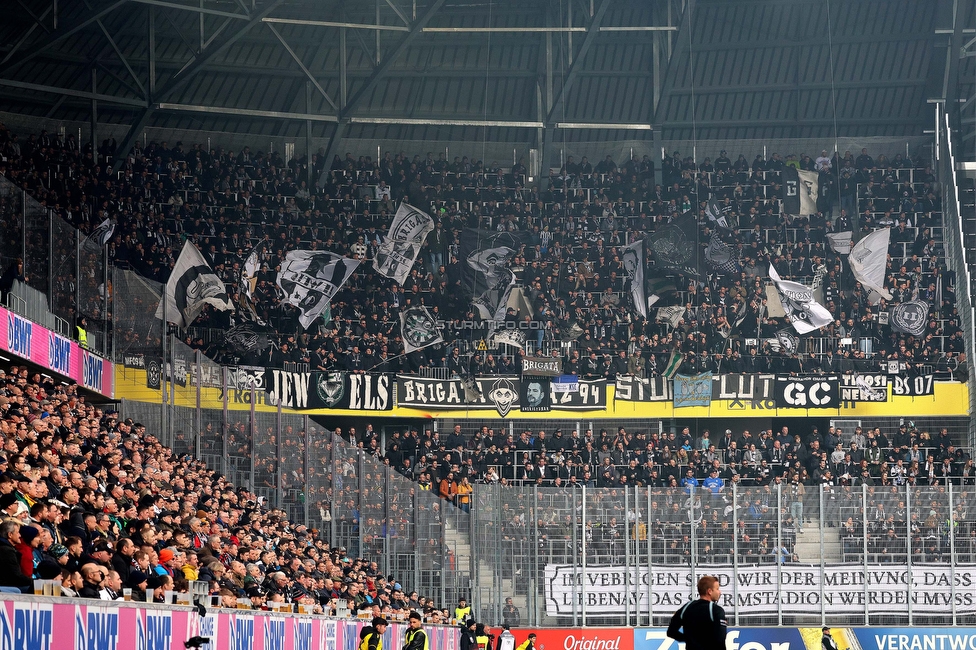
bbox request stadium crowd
[0,364,454,619]
[331,416,975,568]
[0,124,964,380]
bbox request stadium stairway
[794,523,842,562]
[443,517,525,624]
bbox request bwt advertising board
[633,629,976,650]
[0,599,459,650]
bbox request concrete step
[794,525,843,562]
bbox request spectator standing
[502,597,521,627]
[666,576,727,650]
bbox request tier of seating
[0,125,960,381]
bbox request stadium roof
[0,0,959,166]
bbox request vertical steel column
[75,230,80,321]
[384,465,391,578]
[861,484,869,625]
[103,241,109,356]
[581,485,587,626]
[47,212,54,313]
[949,481,957,625]
[646,487,652,627]
[90,68,98,156]
[905,485,913,626]
[275,400,283,509]
[413,487,420,598]
[249,385,256,491]
[531,485,539,626]
[221,367,229,478]
[819,484,826,626]
[571,486,579,626]
[732,482,739,626]
[776,482,782,626]
[160,300,168,447]
[330,430,338,544]
[303,415,310,529]
[358,451,365,559]
[148,6,155,97]
[20,191,26,278]
[194,349,202,460]
[625,487,631,625]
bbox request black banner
[123,353,145,369]
[522,358,561,376]
[264,369,393,411]
[396,375,606,415]
[520,378,551,412]
[146,357,162,390]
[774,376,839,409]
[890,374,935,397]
[839,374,888,402]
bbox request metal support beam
[157,102,337,121]
[148,5,156,98]
[262,17,408,31]
[545,0,612,124]
[88,5,147,99]
[1,6,53,65]
[111,0,286,172]
[323,0,448,165]
[653,0,694,123]
[0,78,147,107]
[15,0,51,33]
[384,0,409,26]
[0,0,128,73]
[267,23,338,111]
[127,0,248,20]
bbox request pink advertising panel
[0,597,459,650]
[0,305,113,398]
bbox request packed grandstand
[0,116,971,610]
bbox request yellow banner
[115,365,969,419]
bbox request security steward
[360,617,388,650]
[455,597,472,624]
[403,611,428,650]
[666,576,727,650]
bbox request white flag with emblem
[849,228,893,304]
[768,264,832,334]
[155,240,234,327]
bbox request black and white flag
[768,264,832,334]
[491,328,526,351]
[890,300,929,336]
[223,323,273,356]
[826,231,853,255]
[705,198,729,229]
[772,328,799,355]
[400,306,443,353]
[783,167,819,215]
[374,202,434,285]
[705,232,740,275]
[647,212,703,277]
[849,228,892,304]
[622,240,646,318]
[277,250,360,329]
[656,305,686,328]
[460,229,525,321]
[239,243,266,324]
[156,240,234,327]
[91,218,116,247]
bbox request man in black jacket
[0,521,31,592]
[667,576,727,650]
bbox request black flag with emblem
[647,212,704,277]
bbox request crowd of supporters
[0,365,453,619]
[341,419,974,567]
[0,124,964,380]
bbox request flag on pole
[277,250,360,330]
[826,231,853,255]
[622,240,646,318]
[156,240,234,327]
[849,229,893,304]
[768,264,832,334]
[783,167,819,215]
[374,202,434,285]
[400,306,444,353]
[647,212,703,277]
[91,218,116,246]
[662,349,683,379]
